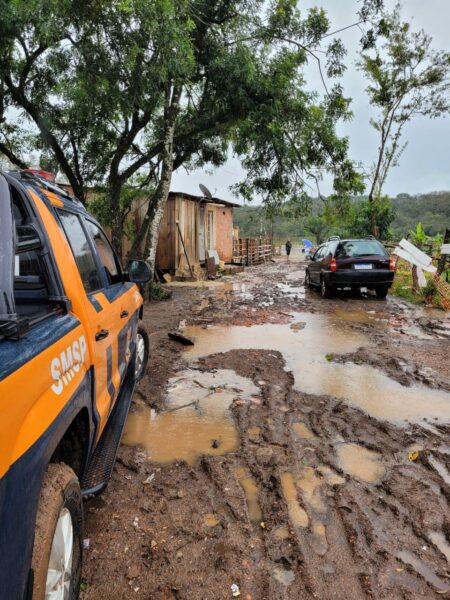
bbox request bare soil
[81,256,450,600]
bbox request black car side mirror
[127,260,152,283]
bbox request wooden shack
[155,192,240,275]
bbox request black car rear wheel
[320,276,333,299]
[305,270,312,289]
[375,286,389,299]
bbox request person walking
[285,240,292,259]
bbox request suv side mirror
[127,260,152,283]
[305,254,312,261]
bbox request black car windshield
[336,240,387,258]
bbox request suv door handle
[95,329,109,341]
[120,310,129,319]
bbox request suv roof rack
[327,235,340,241]
[11,170,84,207]
[364,235,376,240]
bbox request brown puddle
[311,520,328,556]
[280,472,309,528]
[297,467,326,512]
[428,455,450,486]
[184,313,450,427]
[247,426,261,439]
[122,369,258,465]
[397,551,450,592]
[428,531,450,564]
[317,465,345,486]
[205,514,220,527]
[292,422,316,440]
[235,467,262,524]
[331,308,389,329]
[273,525,290,540]
[337,443,385,483]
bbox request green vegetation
[234,192,450,244]
[0,0,384,266]
[358,6,450,235]
[390,261,446,309]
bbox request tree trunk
[437,228,450,276]
[146,96,180,275]
[109,181,123,262]
[128,84,182,276]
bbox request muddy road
[81,255,450,600]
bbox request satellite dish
[199,183,213,200]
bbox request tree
[358,4,450,236]
[304,214,330,244]
[1,0,383,270]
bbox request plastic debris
[408,451,420,461]
[231,583,241,597]
[142,473,155,485]
[82,538,90,550]
[260,521,266,529]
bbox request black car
[305,236,395,299]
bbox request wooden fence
[233,238,273,266]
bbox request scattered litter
[142,473,155,485]
[132,517,139,529]
[82,538,90,550]
[211,439,221,449]
[258,380,266,386]
[231,583,241,597]
[409,451,420,461]
[325,354,333,362]
[168,332,194,345]
[260,521,266,529]
[395,568,404,572]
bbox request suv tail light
[330,258,337,272]
[389,256,396,271]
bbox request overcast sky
[172,0,450,204]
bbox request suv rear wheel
[320,276,333,299]
[32,464,82,600]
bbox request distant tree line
[234,191,450,244]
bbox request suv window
[85,220,122,286]
[58,211,102,293]
[336,240,387,258]
[12,188,53,320]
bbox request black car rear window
[336,240,387,258]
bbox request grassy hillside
[234,192,450,242]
